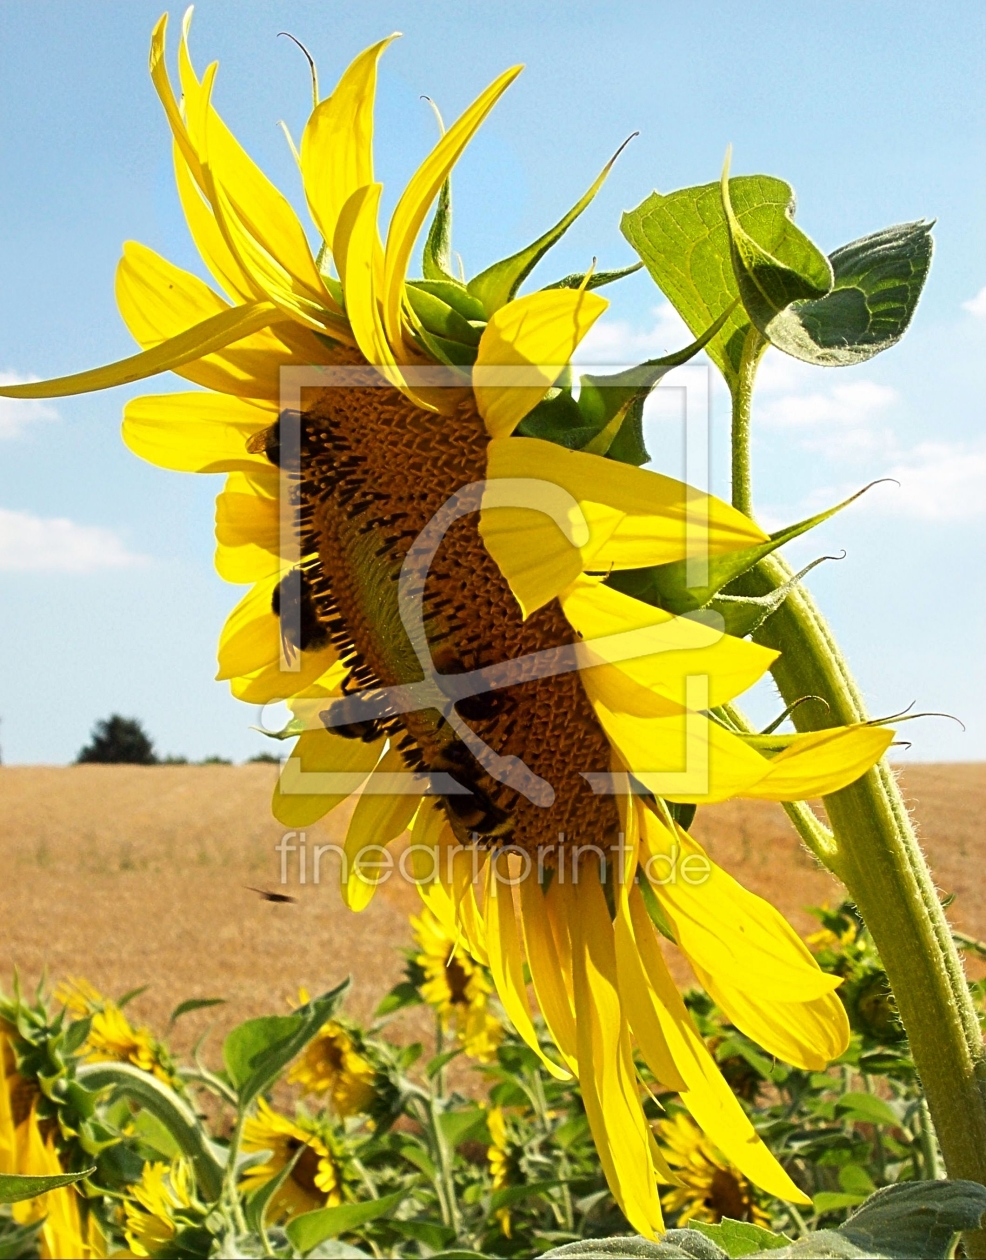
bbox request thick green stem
[728,379,986,1251]
[729,327,767,518]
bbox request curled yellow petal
[301,36,399,250]
[474,291,607,438]
[382,64,523,356]
[744,725,894,801]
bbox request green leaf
[719,151,833,340]
[762,221,933,366]
[426,1047,462,1078]
[388,1219,457,1249]
[616,481,878,615]
[374,982,424,1017]
[116,984,150,1009]
[468,139,631,315]
[0,1220,44,1259]
[77,1060,225,1202]
[62,1016,92,1055]
[542,1234,726,1258]
[690,1218,790,1256]
[814,1192,868,1214]
[838,1180,986,1259]
[438,1103,488,1149]
[286,1190,406,1253]
[168,998,225,1027]
[491,1178,569,1211]
[223,979,349,1110]
[835,1091,901,1128]
[409,279,487,323]
[245,1145,302,1237]
[543,262,643,291]
[0,1168,95,1204]
[622,174,797,391]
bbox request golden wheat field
[1,762,982,1058]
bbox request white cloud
[874,442,986,521]
[0,508,147,572]
[0,371,58,439]
[573,302,692,366]
[757,378,899,459]
[962,286,986,318]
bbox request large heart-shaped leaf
[837,1179,986,1259]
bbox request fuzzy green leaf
[544,262,643,291]
[764,221,934,365]
[622,175,798,391]
[720,154,833,338]
[838,1180,986,1259]
[690,1219,790,1256]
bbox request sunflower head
[240,1098,349,1223]
[286,994,377,1117]
[411,907,504,1061]
[54,978,175,1084]
[123,1159,198,1258]
[658,1112,768,1228]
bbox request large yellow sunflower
[0,14,895,1237]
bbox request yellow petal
[744,725,893,801]
[518,876,579,1072]
[382,64,523,356]
[215,471,284,583]
[273,728,385,827]
[0,301,279,400]
[216,570,286,679]
[484,865,570,1080]
[122,392,275,473]
[474,290,607,438]
[301,36,399,250]
[693,960,850,1071]
[561,875,665,1237]
[480,437,767,616]
[343,743,422,912]
[625,885,810,1204]
[230,655,345,705]
[560,578,778,711]
[339,184,399,375]
[173,140,256,303]
[641,813,841,1003]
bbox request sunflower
[412,906,504,1061]
[240,1098,343,1223]
[122,1159,196,1257]
[286,991,377,1116]
[55,978,174,1085]
[0,14,895,1237]
[658,1111,769,1228]
[486,1105,516,1237]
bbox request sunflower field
[2,9,985,1259]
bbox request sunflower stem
[729,327,767,519]
[729,369,986,1251]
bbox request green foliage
[1,905,981,1257]
[0,1169,94,1205]
[75,714,157,764]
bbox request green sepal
[405,283,483,346]
[763,221,934,366]
[0,1168,95,1205]
[720,151,833,338]
[635,869,676,943]
[411,323,478,368]
[422,177,458,283]
[409,278,487,322]
[617,482,877,615]
[706,556,833,638]
[574,302,736,464]
[543,262,643,291]
[468,138,632,315]
[516,389,601,451]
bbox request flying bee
[245,886,297,904]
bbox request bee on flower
[411,907,503,1062]
[55,979,176,1086]
[240,1098,350,1223]
[0,12,896,1236]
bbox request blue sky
[0,1,983,764]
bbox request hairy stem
[730,378,986,1251]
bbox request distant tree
[199,755,233,765]
[76,715,158,765]
[247,752,280,763]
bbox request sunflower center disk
[292,382,621,854]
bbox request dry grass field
[0,762,983,1059]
